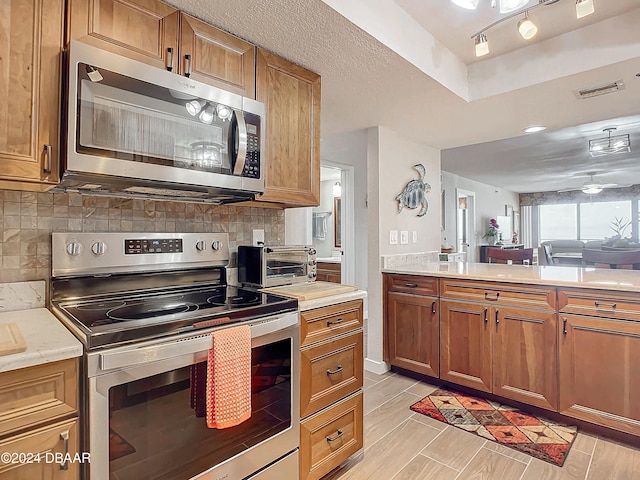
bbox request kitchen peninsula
[382,262,640,439]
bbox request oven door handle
[99,312,298,371]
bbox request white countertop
[316,257,342,264]
[298,290,367,311]
[0,308,83,373]
[382,262,640,293]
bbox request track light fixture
[470,0,595,58]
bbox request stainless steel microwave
[59,41,265,203]
[238,245,317,288]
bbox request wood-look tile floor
[327,371,640,480]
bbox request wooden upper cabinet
[68,0,179,69]
[256,49,321,207]
[0,0,64,190]
[179,13,255,97]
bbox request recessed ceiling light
[523,125,547,133]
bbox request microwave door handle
[232,110,248,176]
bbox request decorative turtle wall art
[395,164,431,217]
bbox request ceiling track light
[471,0,593,58]
[517,11,537,40]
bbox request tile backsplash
[0,190,284,283]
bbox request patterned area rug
[410,388,577,467]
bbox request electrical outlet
[412,231,418,243]
[389,230,398,245]
[400,231,409,244]
[252,229,265,246]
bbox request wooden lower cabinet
[559,314,640,435]
[300,392,363,480]
[0,418,79,479]
[316,262,341,284]
[300,299,363,480]
[493,307,558,411]
[386,291,439,377]
[439,300,491,392]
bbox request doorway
[456,189,476,263]
[311,163,355,285]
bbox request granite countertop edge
[382,262,640,294]
[0,308,83,374]
[298,290,367,311]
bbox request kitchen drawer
[385,274,438,296]
[0,418,79,478]
[0,359,78,438]
[300,331,363,418]
[440,278,555,310]
[301,300,363,347]
[300,391,363,480]
[558,288,640,321]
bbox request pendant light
[575,0,595,18]
[517,11,537,40]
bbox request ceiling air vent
[573,80,625,99]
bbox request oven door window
[108,339,291,480]
[265,255,309,280]
[76,62,234,175]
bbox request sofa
[539,240,603,265]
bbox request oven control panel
[52,232,230,277]
[125,238,183,255]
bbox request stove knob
[211,240,222,251]
[66,242,83,256]
[195,240,206,251]
[309,260,316,266]
[91,241,107,256]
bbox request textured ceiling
[167,0,640,193]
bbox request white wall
[441,171,520,258]
[366,126,441,373]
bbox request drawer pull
[485,292,500,301]
[483,308,488,324]
[594,301,617,310]
[326,365,343,375]
[495,309,500,324]
[327,318,344,326]
[59,430,69,470]
[431,301,436,315]
[405,283,419,288]
[563,318,568,335]
[327,429,343,442]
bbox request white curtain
[521,205,533,248]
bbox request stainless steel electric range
[50,232,300,480]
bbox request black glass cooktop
[56,285,297,349]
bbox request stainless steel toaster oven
[238,245,317,288]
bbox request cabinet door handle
[563,318,568,335]
[184,54,192,77]
[327,429,343,442]
[405,283,418,288]
[594,301,616,310]
[326,365,343,375]
[327,317,343,326]
[43,144,52,174]
[165,47,174,71]
[59,430,69,470]
[484,292,500,301]
[431,301,436,315]
[495,309,500,324]
[484,307,488,324]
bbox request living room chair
[487,247,534,265]
[581,249,640,270]
[542,244,555,265]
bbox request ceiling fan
[558,173,628,195]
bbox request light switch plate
[412,231,418,243]
[389,230,398,245]
[252,229,265,246]
[400,231,408,244]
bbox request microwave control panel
[242,114,261,179]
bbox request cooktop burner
[54,285,296,349]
